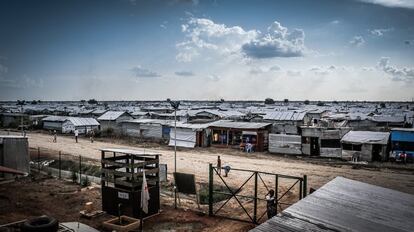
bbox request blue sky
[0,0,413,101]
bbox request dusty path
[5,131,414,194]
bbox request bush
[264,98,275,104]
[316,101,325,106]
[198,184,239,205]
[104,127,114,136]
[81,176,91,187]
[88,99,98,104]
[304,100,310,105]
[283,99,289,103]
[71,169,78,183]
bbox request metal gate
[208,164,307,224]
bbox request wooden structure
[208,121,271,152]
[100,148,160,218]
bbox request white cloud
[369,28,392,36]
[176,18,307,62]
[378,57,414,82]
[357,0,414,9]
[330,20,340,25]
[160,21,168,29]
[349,36,365,47]
[131,65,161,77]
[175,70,194,76]
[242,21,306,58]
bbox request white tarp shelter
[168,127,196,148]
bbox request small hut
[341,131,390,161]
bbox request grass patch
[198,183,239,205]
[48,159,101,177]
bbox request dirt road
[7,131,414,194]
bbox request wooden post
[275,174,278,215]
[79,155,82,185]
[58,151,61,179]
[101,150,105,187]
[208,163,213,216]
[37,147,40,172]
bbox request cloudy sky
[0,0,413,101]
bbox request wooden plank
[131,159,159,168]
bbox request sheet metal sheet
[250,177,414,232]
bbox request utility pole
[167,99,180,209]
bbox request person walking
[53,130,57,143]
[74,129,79,143]
[90,130,94,143]
[265,189,276,219]
[217,156,222,175]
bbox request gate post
[208,163,213,216]
[275,174,278,215]
[253,171,258,224]
[79,155,82,185]
[303,175,308,198]
[58,151,61,179]
[37,147,40,172]
[299,178,303,200]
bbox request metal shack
[390,128,414,160]
[168,122,211,148]
[208,120,272,152]
[97,111,133,134]
[250,177,414,232]
[300,126,351,158]
[100,148,160,218]
[341,130,390,161]
[268,134,302,155]
[120,119,165,140]
[0,135,29,179]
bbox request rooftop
[250,177,414,232]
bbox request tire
[21,216,59,232]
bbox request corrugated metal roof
[263,111,306,121]
[67,117,100,126]
[97,111,127,120]
[371,115,405,123]
[209,120,271,129]
[250,177,414,232]
[42,115,68,122]
[341,131,390,145]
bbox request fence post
[37,147,40,172]
[299,178,303,200]
[58,151,61,179]
[275,174,278,215]
[303,175,307,198]
[79,155,82,185]
[253,171,258,224]
[208,163,213,216]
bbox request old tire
[21,216,59,232]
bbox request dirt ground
[0,174,254,231]
[1,130,414,231]
[19,131,414,195]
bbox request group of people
[51,129,95,143]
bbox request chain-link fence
[29,147,101,186]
